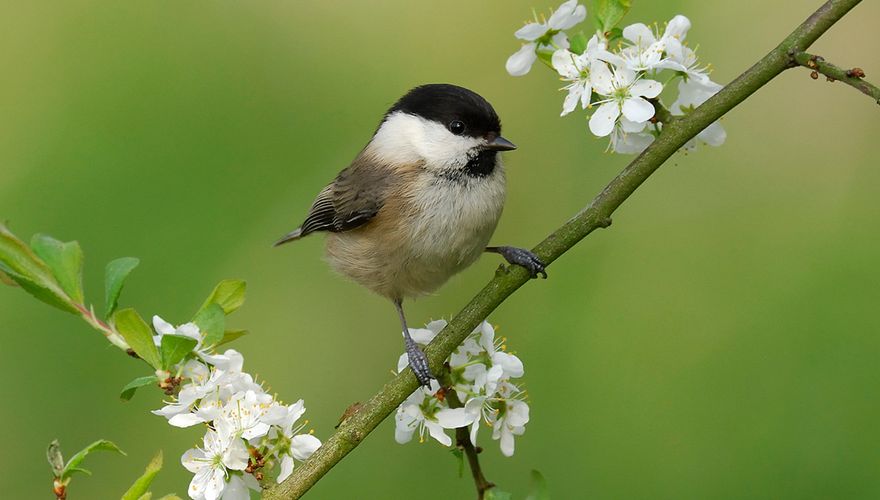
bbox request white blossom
[589,63,663,137]
[671,78,726,149]
[181,428,249,500]
[506,0,587,76]
[551,34,609,115]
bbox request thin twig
[793,51,880,103]
[266,1,864,498]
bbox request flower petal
[589,102,620,137]
[698,121,726,146]
[435,407,474,429]
[222,437,250,471]
[514,22,548,41]
[506,44,538,77]
[425,421,452,447]
[169,412,207,428]
[663,15,691,42]
[276,455,295,484]
[549,0,586,30]
[622,23,656,49]
[621,97,655,123]
[631,79,662,99]
[152,315,175,336]
[291,434,322,460]
[590,62,614,95]
[181,448,208,473]
[561,84,583,117]
[499,428,516,457]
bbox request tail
[273,228,303,247]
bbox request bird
[274,83,545,386]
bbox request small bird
[275,84,545,386]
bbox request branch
[266,1,863,498]
[793,51,880,103]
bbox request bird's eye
[448,120,465,135]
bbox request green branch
[793,51,880,103]
[266,1,864,498]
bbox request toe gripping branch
[487,246,547,279]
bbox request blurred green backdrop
[1,1,879,498]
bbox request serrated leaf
[0,223,77,313]
[0,222,55,281]
[591,0,631,32]
[569,31,589,55]
[113,308,161,368]
[216,329,248,348]
[47,440,64,477]
[104,257,140,319]
[525,470,550,500]
[120,375,159,402]
[197,279,246,316]
[0,267,79,313]
[61,440,125,480]
[193,303,225,347]
[31,234,85,304]
[160,334,197,370]
[485,489,513,500]
[121,451,163,500]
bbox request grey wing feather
[281,156,392,243]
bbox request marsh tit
[275,84,546,386]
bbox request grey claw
[497,246,547,279]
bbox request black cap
[386,84,502,139]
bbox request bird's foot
[405,337,434,387]
[494,246,547,279]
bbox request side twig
[266,1,865,498]
[793,51,880,103]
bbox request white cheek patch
[371,111,484,170]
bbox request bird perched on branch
[275,84,545,386]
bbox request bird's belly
[325,171,506,300]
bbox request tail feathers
[273,228,303,247]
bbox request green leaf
[216,329,249,347]
[193,303,225,347]
[138,494,153,500]
[0,267,79,313]
[66,466,92,477]
[61,440,125,480]
[30,234,85,304]
[120,375,159,401]
[155,495,183,500]
[0,223,77,313]
[591,0,631,32]
[569,31,589,55]
[197,279,247,316]
[160,334,197,370]
[104,257,140,319]
[485,489,513,500]
[47,440,64,477]
[0,222,55,280]
[113,308,161,368]
[525,470,550,500]
[121,451,163,500]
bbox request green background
[1,1,878,498]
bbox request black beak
[484,136,517,151]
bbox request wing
[279,156,394,244]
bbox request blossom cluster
[507,0,726,154]
[395,321,529,457]
[150,316,321,500]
